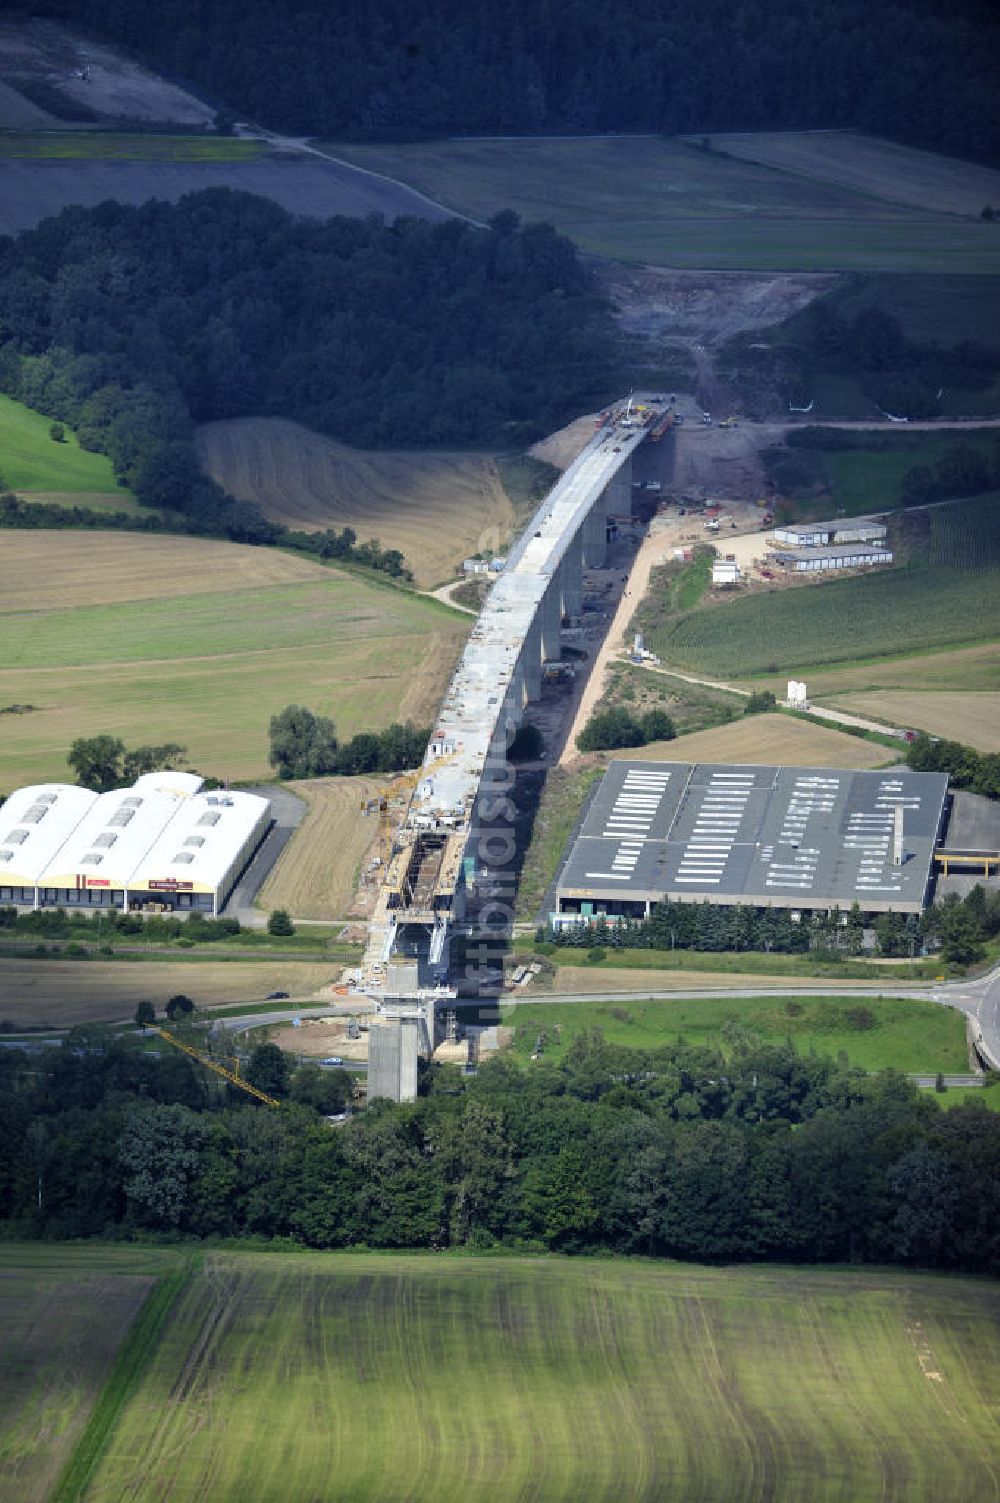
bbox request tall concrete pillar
[541,583,561,662]
[604,456,632,517]
[560,533,583,620]
[522,618,542,702]
[582,497,607,567]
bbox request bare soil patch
[704,131,1000,220]
[270,1017,368,1059]
[196,418,513,586]
[529,414,599,471]
[600,264,835,345]
[0,530,327,613]
[0,18,215,127]
[0,960,336,1029]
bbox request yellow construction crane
[156,1027,282,1107]
[361,749,461,868]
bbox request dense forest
[33,0,1000,164]
[2,1027,998,1272]
[0,191,612,542]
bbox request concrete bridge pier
[603,456,632,517]
[559,533,583,620]
[582,497,607,567]
[522,617,542,702]
[540,582,562,662]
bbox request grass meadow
[0,393,134,503]
[19,1248,999,1503]
[325,134,1000,273]
[813,431,1000,519]
[645,493,1000,678]
[501,994,967,1074]
[0,531,466,786]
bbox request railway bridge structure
[359,394,673,1097]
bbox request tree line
[546,883,1000,966]
[731,303,1000,422]
[0,191,613,552]
[268,706,429,780]
[31,0,1000,164]
[2,1023,999,1274]
[905,732,1000,800]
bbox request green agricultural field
[501,994,967,1074]
[823,434,1000,516]
[324,135,1000,273]
[0,393,136,504]
[647,492,1000,677]
[0,132,265,161]
[0,531,467,786]
[34,1248,1000,1502]
[0,1244,180,1503]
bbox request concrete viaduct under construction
[358,394,673,1099]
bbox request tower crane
[156,1027,282,1107]
[361,748,462,868]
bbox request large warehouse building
[554,760,949,919]
[0,772,270,914]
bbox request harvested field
[0,1249,162,1503]
[77,1249,1000,1502]
[757,642,1000,699]
[0,532,466,786]
[0,156,452,239]
[257,775,384,920]
[703,131,1000,219]
[196,418,514,587]
[327,135,1000,273]
[594,713,890,770]
[0,959,337,1029]
[829,692,1000,753]
[0,530,322,613]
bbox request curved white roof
[0,783,97,886]
[41,783,192,890]
[129,790,270,894]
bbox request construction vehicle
[156,1027,281,1107]
[649,410,675,442]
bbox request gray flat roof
[771,544,892,561]
[776,517,887,537]
[556,760,949,912]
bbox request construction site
[351,394,674,1098]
